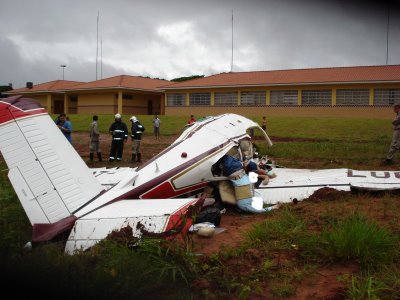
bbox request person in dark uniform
[108,113,128,162]
[130,116,145,163]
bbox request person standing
[130,116,145,163]
[261,116,267,131]
[384,104,400,165]
[152,114,161,140]
[109,113,128,162]
[187,114,196,125]
[89,115,102,162]
[57,113,72,143]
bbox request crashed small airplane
[1,95,400,254]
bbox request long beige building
[7,65,400,118]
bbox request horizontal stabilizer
[66,198,201,254]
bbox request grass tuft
[321,214,397,267]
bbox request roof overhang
[62,86,164,94]
[5,90,65,95]
[163,80,400,90]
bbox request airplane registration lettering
[347,170,366,178]
[371,172,390,179]
[348,170,400,179]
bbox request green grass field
[60,114,392,142]
[1,115,399,299]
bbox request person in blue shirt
[57,113,72,143]
[221,155,280,213]
[243,156,270,186]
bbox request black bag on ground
[195,207,221,226]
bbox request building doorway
[54,100,64,114]
[147,100,153,115]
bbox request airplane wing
[0,96,104,225]
[65,198,201,254]
[91,167,138,190]
[257,168,400,204]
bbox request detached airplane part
[257,168,400,204]
[1,95,400,254]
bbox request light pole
[60,65,67,80]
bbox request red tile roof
[163,65,400,89]
[8,80,84,93]
[64,75,169,92]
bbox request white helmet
[115,113,121,119]
[130,116,137,122]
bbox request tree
[171,75,204,82]
[0,85,12,98]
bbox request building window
[190,92,211,106]
[374,89,400,106]
[336,89,369,106]
[270,90,298,106]
[167,93,186,106]
[301,90,332,106]
[214,92,238,106]
[240,91,266,106]
[123,94,133,100]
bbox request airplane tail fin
[0,96,104,225]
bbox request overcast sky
[1,0,399,88]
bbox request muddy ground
[70,132,396,299]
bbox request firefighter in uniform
[108,113,128,162]
[130,116,145,163]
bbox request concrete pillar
[64,94,69,114]
[369,88,374,106]
[210,92,215,106]
[266,90,270,105]
[118,91,123,114]
[46,94,52,113]
[297,89,302,106]
[332,88,337,106]
[160,94,165,115]
[185,93,190,106]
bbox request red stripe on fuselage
[141,180,208,199]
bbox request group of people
[107,114,146,162]
[55,113,164,163]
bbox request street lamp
[60,65,67,80]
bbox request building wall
[65,90,162,115]
[122,93,161,115]
[165,83,400,118]
[31,95,48,109]
[76,92,117,114]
